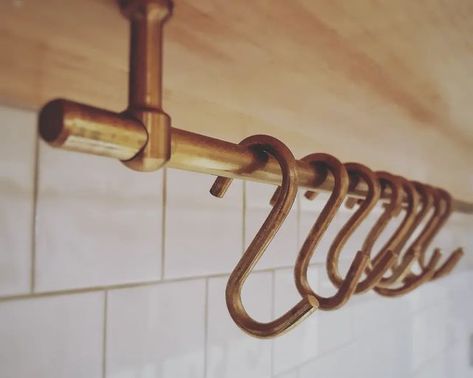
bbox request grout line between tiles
[270,269,276,377]
[296,193,301,249]
[292,339,357,373]
[410,342,455,376]
[0,262,358,303]
[161,168,167,280]
[242,181,247,255]
[102,291,108,378]
[203,278,209,378]
[30,130,40,293]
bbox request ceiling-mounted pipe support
[39,0,173,171]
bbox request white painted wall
[0,104,472,378]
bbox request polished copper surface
[326,163,397,294]
[373,181,442,297]
[210,135,318,338]
[294,154,369,310]
[39,99,147,160]
[419,188,464,280]
[120,0,172,171]
[367,174,421,288]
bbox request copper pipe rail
[39,101,473,214]
[171,129,473,214]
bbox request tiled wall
[1,104,473,378]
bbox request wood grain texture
[0,0,472,199]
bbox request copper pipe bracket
[39,0,173,171]
[120,0,173,171]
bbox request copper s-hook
[368,175,421,288]
[210,135,318,338]
[418,187,464,280]
[294,154,370,310]
[326,163,397,294]
[373,180,442,297]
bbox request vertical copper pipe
[120,0,173,171]
[126,1,168,109]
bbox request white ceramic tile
[272,267,320,375]
[351,294,410,338]
[298,342,358,378]
[442,337,472,378]
[206,272,272,378]
[411,304,449,371]
[164,169,243,278]
[35,142,164,291]
[300,321,410,378]
[0,106,36,295]
[412,354,448,378]
[350,321,412,378]
[406,278,448,313]
[272,265,353,375]
[106,279,206,378]
[298,191,386,265]
[308,265,354,351]
[274,370,299,378]
[245,181,298,269]
[0,292,104,378]
[315,301,353,355]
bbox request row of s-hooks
[37,0,469,339]
[210,134,464,338]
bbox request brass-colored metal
[393,182,438,274]
[294,154,370,310]
[418,188,464,280]
[38,0,173,172]
[374,251,441,297]
[373,180,442,297]
[120,0,172,171]
[38,118,473,214]
[326,163,397,294]
[32,0,467,338]
[432,247,464,279]
[36,1,473,213]
[368,174,420,288]
[210,135,318,338]
[378,179,425,284]
[360,171,403,278]
[38,99,147,160]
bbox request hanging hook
[294,154,370,310]
[326,163,398,294]
[210,135,318,338]
[417,187,464,280]
[367,174,421,288]
[373,180,442,297]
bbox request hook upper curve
[210,134,318,338]
[294,154,370,310]
[326,163,397,294]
